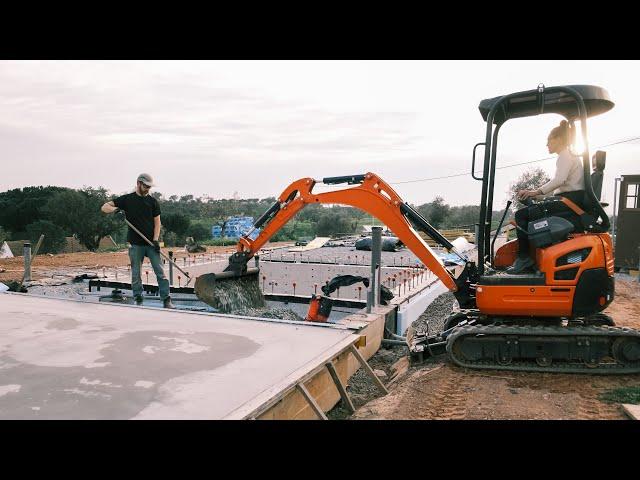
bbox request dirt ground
[3,247,639,420]
[0,242,293,284]
[349,277,640,420]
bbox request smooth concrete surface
[0,292,357,419]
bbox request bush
[200,238,237,247]
[25,220,67,254]
[0,226,7,244]
[163,231,178,247]
[43,187,120,251]
[187,223,211,242]
[163,213,191,239]
[98,245,127,253]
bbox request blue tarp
[211,216,260,240]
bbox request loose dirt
[4,247,639,420]
[337,276,640,420]
[0,243,293,284]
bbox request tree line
[1,174,531,253]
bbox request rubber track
[446,324,640,374]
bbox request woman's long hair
[549,119,577,154]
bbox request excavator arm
[225,172,462,292]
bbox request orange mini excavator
[199,84,640,374]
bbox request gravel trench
[328,291,455,419]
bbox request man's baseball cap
[137,173,155,187]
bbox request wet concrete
[0,292,357,419]
[0,330,257,419]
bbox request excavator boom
[226,172,460,292]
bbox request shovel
[119,214,194,286]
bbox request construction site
[1,80,640,421]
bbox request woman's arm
[539,153,573,195]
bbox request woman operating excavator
[509,120,586,273]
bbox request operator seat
[532,150,610,237]
[579,150,610,233]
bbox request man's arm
[101,200,119,214]
[153,215,161,242]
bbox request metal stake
[23,242,31,283]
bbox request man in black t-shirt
[101,173,174,308]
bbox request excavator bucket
[194,267,263,313]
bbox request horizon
[1,60,638,213]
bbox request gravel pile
[327,344,408,420]
[408,291,456,336]
[24,281,89,299]
[328,291,456,420]
[232,306,304,322]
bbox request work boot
[163,297,176,309]
[134,295,144,306]
[506,255,535,274]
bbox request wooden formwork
[250,306,391,420]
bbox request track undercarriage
[409,311,640,374]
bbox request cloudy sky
[1,60,638,211]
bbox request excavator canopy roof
[478,85,614,124]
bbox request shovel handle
[122,216,192,279]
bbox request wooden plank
[622,404,640,420]
[251,307,388,420]
[296,383,328,420]
[325,360,355,413]
[229,334,358,419]
[349,344,389,395]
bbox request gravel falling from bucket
[195,273,266,313]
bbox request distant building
[211,225,223,238]
[4,240,30,256]
[61,235,118,253]
[211,216,260,240]
[615,174,640,270]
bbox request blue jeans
[128,244,170,301]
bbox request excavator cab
[469,85,617,318]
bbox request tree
[0,226,7,244]
[25,220,67,254]
[416,196,450,229]
[428,196,449,228]
[162,213,191,239]
[0,186,70,234]
[43,187,120,251]
[187,223,211,242]
[317,213,351,237]
[508,167,551,212]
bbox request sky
[1,60,638,213]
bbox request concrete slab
[0,292,358,419]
